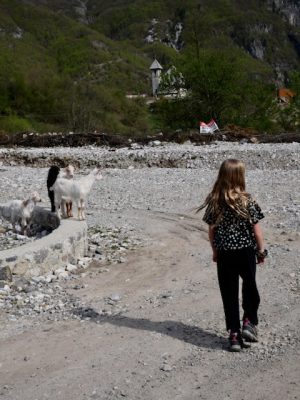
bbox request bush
[153,49,276,132]
[0,115,32,133]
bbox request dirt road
[1,208,299,400]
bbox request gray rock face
[269,0,300,27]
[249,39,265,60]
[74,0,88,24]
[145,18,184,51]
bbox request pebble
[109,294,121,302]
[66,264,78,272]
[160,364,173,372]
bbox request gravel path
[0,142,299,400]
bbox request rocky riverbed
[0,142,299,400]
[0,141,299,169]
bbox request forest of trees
[0,0,299,136]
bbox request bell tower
[150,59,163,97]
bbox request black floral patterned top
[202,197,264,250]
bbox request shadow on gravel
[72,307,227,350]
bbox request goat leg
[66,202,70,217]
[55,200,61,219]
[60,200,68,218]
[69,202,73,217]
[20,219,28,236]
[80,199,85,220]
[66,202,73,218]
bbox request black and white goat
[51,168,102,220]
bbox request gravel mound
[0,141,299,169]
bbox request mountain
[22,0,300,81]
[0,0,299,135]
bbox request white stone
[16,234,27,240]
[66,263,78,272]
[77,257,92,269]
[34,293,45,302]
[57,271,69,279]
[45,274,55,283]
[24,253,34,262]
[55,268,66,276]
[31,276,46,283]
[160,364,172,372]
[152,140,161,146]
[110,294,121,302]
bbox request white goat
[61,165,75,217]
[47,164,75,217]
[61,164,75,180]
[51,168,102,220]
[0,192,42,234]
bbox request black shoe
[242,319,258,342]
[229,331,251,352]
[229,332,242,352]
[240,337,251,349]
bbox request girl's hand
[256,249,268,264]
[208,226,217,262]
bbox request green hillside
[0,0,152,134]
[0,0,299,135]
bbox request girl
[199,159,266,352]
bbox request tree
[289,71,300,105]
[154,49,275,131]
[276,71,300,132]
[185,50,274,125]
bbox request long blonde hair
[198,159,250,222]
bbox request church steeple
[150,59,163,97]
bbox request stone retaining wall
[0,214,88,277]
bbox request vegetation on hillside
[0,0,299,136]
[0,0,151,134]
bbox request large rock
[31,206,60,230]
[0,266,12,282]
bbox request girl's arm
[253,222,264,251]
[208,225,218,262]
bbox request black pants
[217,247,260,332]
